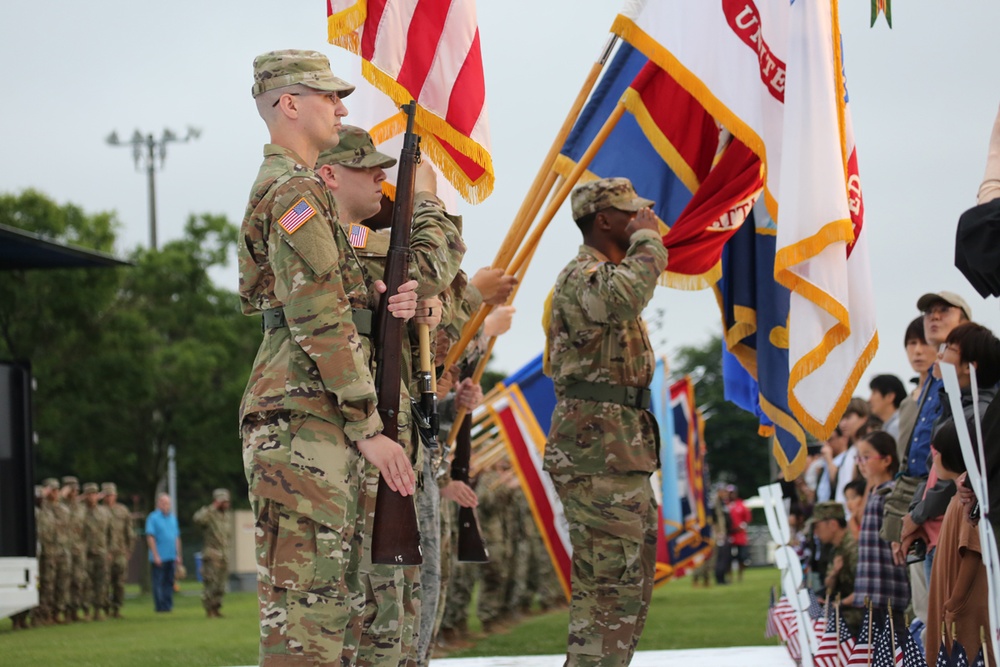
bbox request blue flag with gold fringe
[718,201,807,475]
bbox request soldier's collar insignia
[349,224,369,249]
[278,197,317,234]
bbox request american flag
[838,609,858,665]
[813,613,840,667]
[872,613,897,667]
[348,224,369,248]
[934,639,949,667]
[765,587,779,639]
[970,646,987,667]
[953,640,970,667]
[846,607,873,666]
[277,198,316,234]
[774,595,797,642]
[327,0,493,203]
[899,624,924,667]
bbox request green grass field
[0,569,781,666]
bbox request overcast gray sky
[3,1,999,408]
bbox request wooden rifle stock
[452,412,489,562]
[371,102,422,566]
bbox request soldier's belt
[564,381,651,410]
[262,307,373,336]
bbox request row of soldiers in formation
[33,476,135,626]
[438,461,567,649]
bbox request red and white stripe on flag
[613,0,878,478]
[487,386,572,600]
[328,0,494,203]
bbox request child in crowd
[843,479,866,541]
[853,431,910,623]
[923,422,994,667]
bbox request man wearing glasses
[883,292,971,612]
[239,50,419,666]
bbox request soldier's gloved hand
[357,434,416,495]
[470,267,518,305]
[375,278,419,320]
[414,296,443,329]
[483,305,515,337]
[625,207,659,236]
[441,480,478,508]
[455,378,483,410]
[415,161,438,197]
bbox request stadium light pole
[105,127,201,250]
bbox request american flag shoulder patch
[277,198,317,234]
[349,224,369,249]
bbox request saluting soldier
[81,482,112,621]
[102,482,134,619]
[239,50,418,666]
[543,177,667,667]
[193,488,232,618]
[36,478,66,625]
[60,475,88,622]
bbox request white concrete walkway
[432,645,790,666]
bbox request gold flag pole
[492,34,619,271]
[441,100,628,372]
[441,35,620,372]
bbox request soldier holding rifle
[239,50,419,666]
[315,125,463,665]
[544,178,667,667]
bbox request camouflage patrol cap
[251,49,355,99]
[41,478,60,491]
[571,177,654,222]
[82,482,100,494]
[61,476,79,489]
[213,488,231,502]
[316,126,397,169]
[101,482,117,495]
[812,501,845,523]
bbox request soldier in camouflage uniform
[315,125,464,667]
[102,482,134,619]
[239,50,419,667]
[193,488,232,618]
[81,482,112,621]
[543,177,667,667]
[813,501,862,634]
[60,475,88,622]
[36,478,66,625]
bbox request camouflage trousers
[551,473,657,667]
[430,500,454,645]
[69,549,89,612]
[38,551,63,619]
[87,552,109,612]
[108,555,128,612]
[243,411,366,667]
[349,464,420,667]
[438,507,472,632]
[476,505,510,627]
[415,455,441,666]
[201,555,228,612]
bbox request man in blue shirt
[145,493,182,612]
[884,291,971,564]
